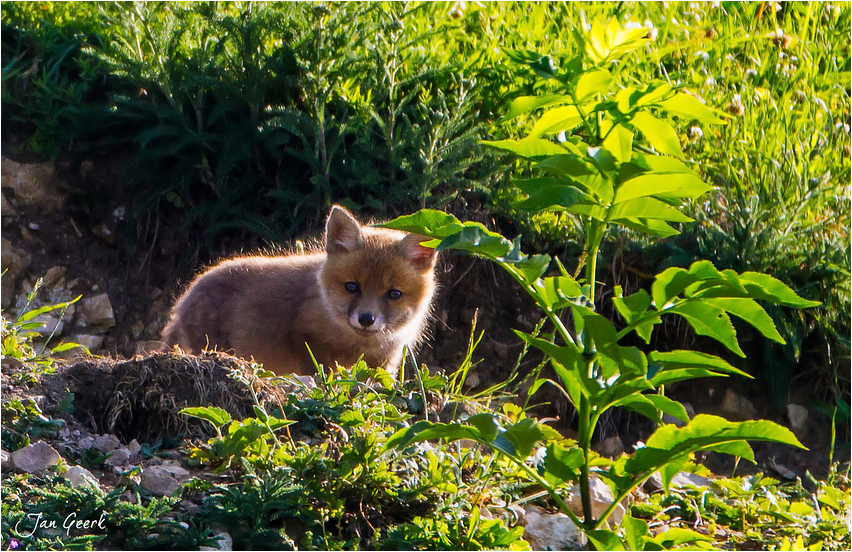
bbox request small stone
[31,314,65,337]
[597,435,625,457]
[1,191,16,218]
[120,489,138,504]
[786,404,809,435]
[77,293,115,330]
[91,223,117,246]
[141,464,190,496]
[11,441,62,473]
[144,321,161,339]
[43,266,66,288]
[568,477,614,521]
[523,505,585,551]
[1,238,31,307]
[77,436,95,450]
[1,159,65,213]
[127,439,142,457]
[644,471,712,493]
[106,447,133,468]
[64,465,100,490]
[93,434,121,453]
[720,388,757,420]
[130,320,146,339]
[71,334,104,354]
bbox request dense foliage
[1,3,850,549]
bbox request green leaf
[384,420,483,452]
[502,93,575,120]
[617,80,673,113]
[51,342,86,354]
[544,442,584,484]
[514,255,551,284]
[513,180,599,213]
[607,197,694,223]
[482,137,570,160]
[647,350,752,385]
[629,111,683,158]
[613,289,657,343]
[646,394,690,423]
[627,414,806,476]
[613,172,712,205]
[651,527,715,548]
[602,122,633,163]
[529,105,583,138]
[739,272,821,308]
[438,226,514,258]
[617,217,681,238]
[669,301,745,357]
[622,515,649,551]
[468,413,503,442]
[702,298,785,343]
[654,92,728,125]
[379,209,463,238]
[532,275,584,312]
[574,68,612,102]
[502,418,543,458]
[180,406,232,429]
[586,529,627,551]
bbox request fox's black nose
[358,312,375,327]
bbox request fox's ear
[326,205,363,253]
[399,234,438,271]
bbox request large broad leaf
[379,209,464,238]
[613,171,712,204]
[544,442,584,484]
[585,530,627,551]
[602,122,633,163]
[180,406,233,429]
[617,217,681,238]
[629,111,683,158]
[514,254,551,284]
[513,180,599,212]
[529,105,583,138]
[701,297,785,343]
[647,350,752,386]
[438,226,514,258]
[502,93,574,120]
[626,414,806,476]
[531,275,584,311]
[612,288,657,343]
[607,197,694,223]
[654,92,728,125]
[481,137,570,160]
[739,272,821,308]
[574,68,613,102]
[537,155,614,203]
[384,420,484,452]
[616,80,673,113]
[668,301,744,356]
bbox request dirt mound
[40,351,286,442]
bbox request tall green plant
[382,18,818,545]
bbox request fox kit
[161,206,438,376]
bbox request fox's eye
[387,289,403,300]
[344,281,360,294]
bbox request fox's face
[319,206,437,340]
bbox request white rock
[77,293,115,330]
[10,441,61,473]
[64,465,100,491]
[645,471,713,493]
[200,532,234,551]
[141,465,189,496]
[127,439,142,457]
[523,505,585,550]
[72,334,104,353]
[786,404,809,435]
[569,477,614,521]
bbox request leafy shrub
[380,17,822,547]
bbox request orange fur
[161,206,438,376]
